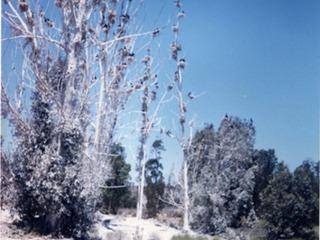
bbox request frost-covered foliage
[10,83,92,235]
[188,116,257,235]
[2,0,175,237]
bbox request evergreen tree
[252,149,278,214]
[145,139,166,218]
[189,116,257,234]
[294,159,319,225]
[102,144,131,214]
[11,86,89,236]
[259,162,319,240]
[188,124,215,180]
[296,158,319,198]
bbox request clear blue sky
[1,0,319,182]
[129,0,319,180]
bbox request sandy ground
[93,212,188,240]
[0,209,207,240]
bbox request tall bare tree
[161,0,193,231]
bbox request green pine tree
[102,144,131,214]
[145,139,166,218]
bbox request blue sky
[131,0,319,179]
[1,0,319,182]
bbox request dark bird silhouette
[120,14,130,23]
[178,59,186,69]
[151,91,156,101]
[225,114,228,118]
[188,92,194,99]
[44,17,53,27]
[102,23,109,33]
[153,74,158,81]
[153,29,160,37]
[166,131,173,138]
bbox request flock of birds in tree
[15,0,194,136]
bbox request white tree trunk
[183,153,190,231]
[137,140,148,219]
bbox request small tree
[145,139,166,218]
[102,144,131,215]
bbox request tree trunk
[137,137,148,219]
[183,152,189,231]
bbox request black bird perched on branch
[188,92,194,99]
[38,10,45,17]
[102,23,109,33]
[44,17,53,27]
[178,59,186,69]
[120,14,130,23]
[172,25,179,32]
[153,74,158,82]
[178,11,185,18]
[153,29,160,37]
[225,114,228,118]
[151,91,156,101]
[166,131,173,138]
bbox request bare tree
[1,0,176,236]
[135,48,169,219]
[161,0,194,231]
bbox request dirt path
[1,209,207,240]
[94,212,184,239]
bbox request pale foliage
[188,116,258,235]
[1,0,175,235]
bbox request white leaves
[188,117,257,234]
